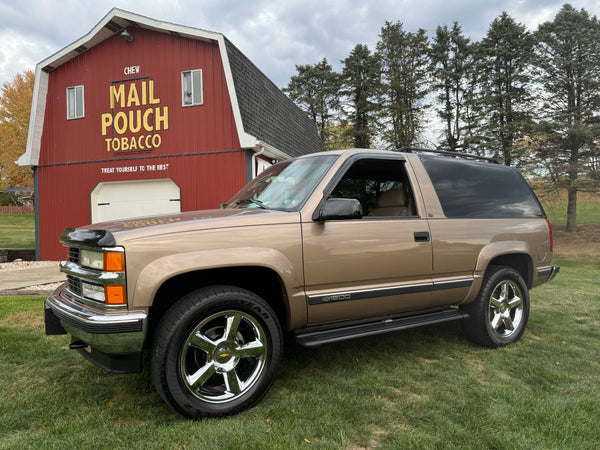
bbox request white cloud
[0,31,54,83]
[1,0,599,88]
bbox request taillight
[546,219,554,252]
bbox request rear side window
[419,155,544,218]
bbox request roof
[18,8,320,166]
[224,39,321,159]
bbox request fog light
[81,282,105,302]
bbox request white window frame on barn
[66,85,85,120]
[181,69,203,106]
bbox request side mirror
[313,198,363,221]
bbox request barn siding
[37,27,246,259]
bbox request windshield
[226,154,338,211]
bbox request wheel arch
[487,253,533,288]
[474,241,534,288]
[465,246,534,303]
[146,266,289,345]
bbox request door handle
[414,231,430,242]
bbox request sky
[1,0,599,90]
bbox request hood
[74,208,300,245]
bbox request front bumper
[45,283,147,373]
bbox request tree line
[0,4,598,230]
[283,4,600,231]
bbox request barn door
[91,179,181,223]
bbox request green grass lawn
[0,213,35,248]
[542,199,600,224]
[536,189,600,224]
[1,259,598,449]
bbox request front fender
[132,246,303,308]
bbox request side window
[329,158,416,217]
[181,69,203,106]
[419,155,544,218]
[66,86,84,120]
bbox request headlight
[81,282,105,302]
[72,247,127,306]
[80,249,125,272]
[80,249,104,270]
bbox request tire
[151,285,283,419]
[461,265,530,348]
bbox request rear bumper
[45,283,147,373]
[537,266,560,284]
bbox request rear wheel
[462,266,530,348]
[151,285,282,419]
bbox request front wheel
[151,286,282,419]
[461,266,530,348]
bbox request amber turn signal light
[105,285,127,305]
[104,251,125,272]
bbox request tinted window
[419,155,544,218]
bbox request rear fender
[463,241,532,303]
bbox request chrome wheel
[461,266,530,348]
[179,310,268,404]
[488,280,524,338]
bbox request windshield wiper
[233,198,271,210]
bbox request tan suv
[45,149,559,419]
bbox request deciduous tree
[0,70,34,188]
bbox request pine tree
[534,4,600,232]
[475,12,534,166]
[283,59,341,150]
[429,22,472,152]
[376,21,430,149]
[340,44,381,149]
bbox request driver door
[302,155,434,325]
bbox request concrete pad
[0,264,66,291]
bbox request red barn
[18,8,320,261]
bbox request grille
[68,247,80,264]
[66,275,82,297]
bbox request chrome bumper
[45,283,147,354]
[537,266,560,284]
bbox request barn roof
[18,8,320,166]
